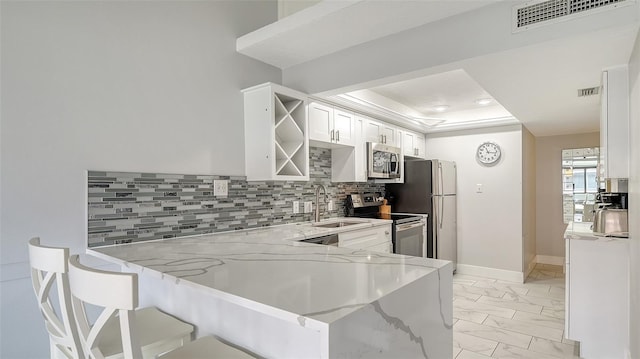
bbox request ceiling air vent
[577,86,599,97]
[513,0,632,32]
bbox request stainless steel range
[346,193,426,257]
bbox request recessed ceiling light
[433,105,449,112]
[475,98,492,105]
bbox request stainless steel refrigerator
[386,159,457,270]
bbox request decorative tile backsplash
[88,147,385,247]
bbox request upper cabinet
[332,116,368,183]
[243,83,309,181]
[401,130,426,159]
[364,118,398,146]
[308,102,356,146]
[599,65,629,179]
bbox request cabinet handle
[336,130,340,142]
[385,231,389,235]
[331,129,335,141]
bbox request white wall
[626,25,640,359]
[278,0,321,19]
[522,127,536,275]
[534,132,599,259]
[0,2,279,357]
[426,125,523,279]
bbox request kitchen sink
[312,221,362,228]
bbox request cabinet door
[333,109,355,146]
[308,102,333,143]
[403,131,415,157]
[381,125,397,146]
[354,117,367,181]
[567,238,629,358]
[601,67,629,179]
[415,133,426,158]
[364,119,384,143]
[339,226,390,249]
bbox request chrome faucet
[314,184,327,222]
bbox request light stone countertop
[89,218,451,326]
[564,221,629,241]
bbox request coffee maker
[593,179,628,237]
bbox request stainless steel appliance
[386,159,457,270]
[300,233,339,246]
[367,143,401,179]
[346,193,426,256]
[593,188,629,237]
[592,209,628,237]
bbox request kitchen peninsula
[89,219,453,359]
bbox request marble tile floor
[452,264,581,359]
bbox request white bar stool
[28,238,194,359]
[68,254,255,359]
[69,255,253,359]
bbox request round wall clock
[476,142,501,165]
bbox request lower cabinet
[339,225,392,253]
[565,235,629,359]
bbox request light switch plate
[303,201,313,213]
[214,180,228,197]
[476,184,483,193]
[292,201,299,214]
[328,200,334,211]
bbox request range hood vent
[513,0,631,32]
[577,86,600,97]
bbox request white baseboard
[535,255,565,266]
[456,264,524,283]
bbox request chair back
[68,254,142,359]
[28,237,83,359]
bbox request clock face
[477,142,501,165]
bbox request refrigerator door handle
[439,164,444,229]
[433,197,439,258]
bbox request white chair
[28,238,194,359]
[28,237,83,359]
[68,254,254,359]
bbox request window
[562,147,600,224]
[572,167,598,194]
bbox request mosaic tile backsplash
[88,147,385,247]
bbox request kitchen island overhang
[89,224,453,358]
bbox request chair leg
[50,341,64,359]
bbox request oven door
[394,220,426,257]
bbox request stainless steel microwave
[367,142,401,179]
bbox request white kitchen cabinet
[339,225,392,253]
[363,118,398,146]
[565,225,629,358]
[332,116,367,182]
[599,65,629,179]
[243,83,309,181]
[308,102,355,147]
[402,130,426,158]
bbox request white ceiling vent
[577,86,600,97]
[513,0,633,32]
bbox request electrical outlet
[303,201,313,213]
[292,201,299,214]
[328,200,334,211]
[213,180,228,197]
